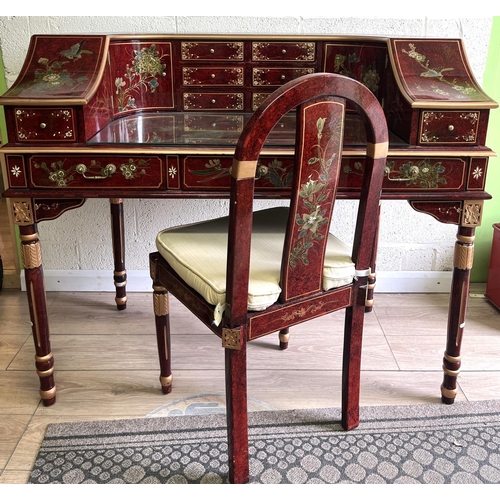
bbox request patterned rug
[28,398,500,484]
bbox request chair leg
[153,285,173,394]
[279,327,289,350]
[341,299,365,431]
[225,344,249,484]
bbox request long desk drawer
[27,155,165,189]
[182,155,476,192]
[183,156,295,190]
[341,156,470,191]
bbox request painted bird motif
[60,40,93,60]
[420,67,454,79]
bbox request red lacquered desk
[0,34,497,406]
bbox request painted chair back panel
[281,97,345,302]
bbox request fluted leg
[19,222,56,406]
[441,225,475,404]
[153,285,172,394]
[110,198,127,310]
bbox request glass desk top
[88,112,407,148]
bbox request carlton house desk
[0,34,497,407]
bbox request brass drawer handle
[384,164,420,182]
[76,163,117,179]
[448,124,455,131]
[40,123,47,129]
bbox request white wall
[0,16,494,292]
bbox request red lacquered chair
[150,72,388,483]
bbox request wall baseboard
[20,269,454,294]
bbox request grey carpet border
[40,399,500,449]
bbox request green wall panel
[472,16,500,282]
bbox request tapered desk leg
[441,225,475,404]
[110,199,127,310]
[153,285,173,394]
[19,224,56,406]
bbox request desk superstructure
[0,34,497,406]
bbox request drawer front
[340,157,467,191]
[252,42,316,61]
[182,92,244,110]
[183,156,294,190]
[252,67,314,86]
[29,155,164,189]
[181,41,244,61]
[419,111,480,145]
[183,114,245,133]
[252,92,271,110]
[182,67,244,86]
[14,108,77,142]
[179,114,245,145]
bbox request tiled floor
[0,285,499,483]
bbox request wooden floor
[1,285,499,483]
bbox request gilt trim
[222,328,241,350]
[153,291,169,316]
[231,159,258,179]
[453,243,474,270]
[366,141,389,160]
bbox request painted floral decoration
[115,45,168,112]
[402,43,481,98]
[289,116,340,268]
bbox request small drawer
[266,115,296,146]
[252,92,271,110]
[340,156,467,191]
[14,107,77,142]
[252,67,314,86]
[183,114,244,133]
[181,41,244,61]
[419,111,480,145]
[182,92,244,110]
[179,115,244,145]
[183,155,294,190]
[182,66,244,86]
[252,42,316,61]
[29,155,165,189]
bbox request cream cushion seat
[155,207,355,311]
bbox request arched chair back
[150,72,388,483]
